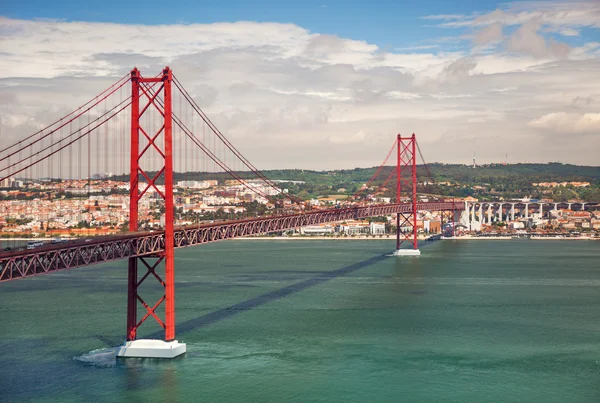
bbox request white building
[176,180,217,189]
[301,225,333,235]
[369,222,386,234]
[510,221,525,229]
[1,177,15,188]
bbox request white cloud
[507,20,571,58]
[473,22,504,45]
[428,1,600,30]
[329,130,368,144]
[421,14,469,21]
[528,112,600,134]
[0,11,599,171]
[425,1,599,58]
[395,45,440,51]
[557,27,580,37]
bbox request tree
[76,220,90,228]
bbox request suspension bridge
[0,67,463,358]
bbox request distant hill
[110,163,599,184]
[424,163,600,184]
[111,163,600,202]
[244,163,600,185]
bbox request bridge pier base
[117,339,186,359]
[393,249,421,256]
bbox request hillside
[254,163,600,202]
[111,163,600,202]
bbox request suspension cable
[351,139,396,200]
[172,76,305,205]
[0,73,130,156]
[0,97,131,176]
[137,81,277,203]
[0,100,131,182]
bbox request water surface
[1,239,599,402]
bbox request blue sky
[1,1,600,167]
[3,0,596,54]
[2,0,512,49]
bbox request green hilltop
[109,163,600,202]
[252,163,600,202]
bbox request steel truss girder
[0,202,462,282]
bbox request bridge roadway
[0,201,461,282]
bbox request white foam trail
[73,347,119,368]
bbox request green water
[1,240,600,402]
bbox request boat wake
[73,347,119,368]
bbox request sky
[1,0,600,170]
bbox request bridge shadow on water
[147,253,388,339]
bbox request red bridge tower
[117,67,186,358]
[393,134,420,256]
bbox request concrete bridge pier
[117,339,186,359]
[469,204,481,231]
[524,203,529,219]
[393,249,421,256]
[510,204,515,222]
[487,204,492,224]
[539,203,544,217]
[459,202,471,230]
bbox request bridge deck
[0,202,462,282]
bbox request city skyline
[1,1,600,170]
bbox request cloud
[572,95,596,107]
[427,1,600,30]
[473,22,504,45]
[442,57,477,77]
[329,130,367,144]
[0,12,599,171]
[304,34,347,56]
[558,27,580,37]
[528,112,600,134]
[395,45,440,51]
[421,14,469,21]
[426,1,597,58]
[507,20,571,58]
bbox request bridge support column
[393,133,420,256]
[117,67,185,359]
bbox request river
[1,239,599,402]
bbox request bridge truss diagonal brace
[127,67,176,342]
[127,256,167,341]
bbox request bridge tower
[117,67,186,358]
[393,134,420,256]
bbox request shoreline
[237,236,599,241]
[2,236,597,243]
